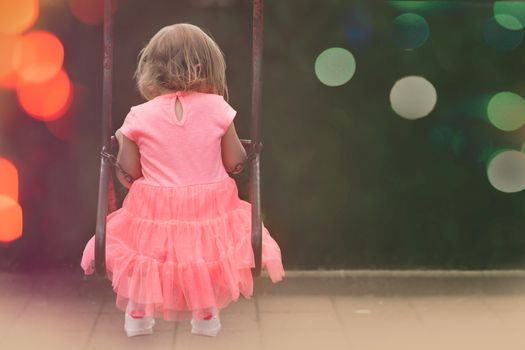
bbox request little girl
[80,23,285,337]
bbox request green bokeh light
[392,13,429,49]
[314,47,356,87]
[487,92,525,131]
[494,1,525,29]
[484,16,523,51]
[388,1,460,14]
[494,14,522,31]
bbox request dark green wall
[1,0,524,270]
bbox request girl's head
[134,23,228,100]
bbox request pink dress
[80,91,285,321]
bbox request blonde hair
[134,23,228,100]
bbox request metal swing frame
[94,0,265,278]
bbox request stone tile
[412,327,524,350]
[343,318,522,350]
[219,310,258,331]
[1,328,90,350]
[257,295,334,313]
[259,311,341,330]
[153,318,177,332]
[333,296,421,326]
[409,296,504,330]
[25,295,101,314]
[12,308,98,332]
[0,312,21,338]
[174,328,262,350]
[260,329,349,350]
[482,295,525,313]
[176,309,258,332]
[220,297,256,314]
[493,310,525,328]
[345,323,429,350]
[100,297,122,314]
[94,313,175,333]
[86,328,174,350]
[409,295,489,311]
[2,269,525,350]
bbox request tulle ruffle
[80,177,285,321]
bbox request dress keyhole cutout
[174,97,184,122]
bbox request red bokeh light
[0,34,20,89]
[69,0,119,25]
[13,30,64,83]
[0,158,18,201]
[0,0,38,35]
[16,69,73,121]
[0,195,23,243]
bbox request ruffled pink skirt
[80,176,285,321]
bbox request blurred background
[1,0,525,271]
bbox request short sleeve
[119,109,140,142]
[219,96,237,131]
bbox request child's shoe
[190,308,221,337]
[124,301,155,337]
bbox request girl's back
[120,91,236,187]
[80,23,284,336]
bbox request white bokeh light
[390,76,437,119]
[487,150,525,193]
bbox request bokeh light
[390,76,437,119]
[314,48,356,87]
[487,150,525,193]
[0,34,20,89]
[0,0,38,35]
[392,13,429,49]
[493,14,523,31]
[487,92,525,131]
[13,30,64,83]
[388,1,460,13]
[0,195,23,243]
[494,1,525,30]
[16,69,73,121]
[0,158,18,201]
[69,0,119,25]
[484,16,523,51]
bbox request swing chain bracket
[100,146,136,184]
[235,139,262,174]
[247,140,263,162]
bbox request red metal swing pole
[95,0,114,277]
[250,0,264,278]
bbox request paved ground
[0,267,524,350]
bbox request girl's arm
[221,122,247,174]
[115,129,142,188]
